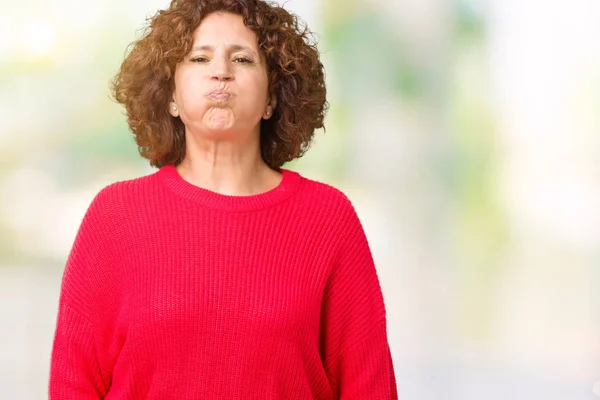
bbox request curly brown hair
[111,0,328,169]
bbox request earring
[173,105,178,111]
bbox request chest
[115,214,335,343]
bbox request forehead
[192,12,259,49]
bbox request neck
[176,131,280,196]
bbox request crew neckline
[156,164,303,212]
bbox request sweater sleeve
[320,196,398,399]
[49,189,113,399]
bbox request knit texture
[49,165,398,399]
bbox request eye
[234,57,253,63]
[191,56,209,63]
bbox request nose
[210,55,234,82]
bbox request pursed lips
[206,90,232,101]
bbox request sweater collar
[157,164,302,212]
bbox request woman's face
[169,12,275,139]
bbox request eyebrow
[191,44,258,56]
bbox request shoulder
[84,169,159,219]
[296,171,351,202]
[294,172,373,264]
[93,168,159,202]
[293,171,362,226]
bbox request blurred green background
[1,0,599,398]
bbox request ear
[269,92,277,110]
[263,93,277,120]
[168,100,179,118]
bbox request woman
[49,0,398,398]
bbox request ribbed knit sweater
[49,164,397,399]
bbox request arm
[50,305,107,399]
[320,197,398,399]
[49,190,113,399]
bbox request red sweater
[49,165,397,399]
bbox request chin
[201,124,240,138]
[208,124,235,133]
